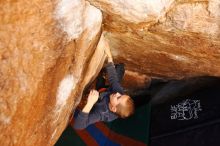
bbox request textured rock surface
[89,0,220,79]
[1,0,220,146]
[0,0,104,146]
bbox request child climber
[74,35,135,130]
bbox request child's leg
[96,69,107,90]
[115,63,125,83]
[96,63,125,90]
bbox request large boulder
[89,0,220,79]
[0,0,220,146]
[0,0,104,145]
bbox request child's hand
[82,90,99,113]
[87,90,99,105]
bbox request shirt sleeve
[73,110,102,130]
[105,62,124,94]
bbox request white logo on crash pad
[170,99,202,120]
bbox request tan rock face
[0,0,220,146]
[89,0,220,79]
[0,0,104,145]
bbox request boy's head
[109,92,135,118]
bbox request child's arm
[74,90,101,130]
[102,35,124,94]
[105,63,124,94]
[82,90,99,113]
